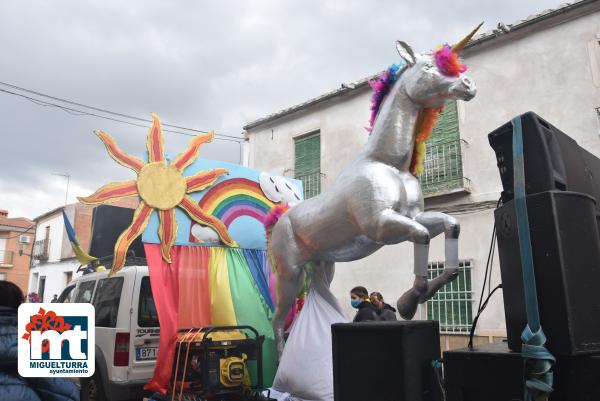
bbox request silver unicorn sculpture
[269,25,481,358]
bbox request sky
[0,0,566,220]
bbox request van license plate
[136,347,158,360]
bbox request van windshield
[138,276,159,327]
[58,285,76,303]
[75,281,96,303]
[93,277,124,328]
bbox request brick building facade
[0,209,35,295]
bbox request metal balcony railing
[421,139,470,196]
[0,250,14,266]
[295,171,322,199]
[33,239,50,261]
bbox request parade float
[75,19,600,401]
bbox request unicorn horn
[452,22,484,53]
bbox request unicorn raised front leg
[268,25,481,359]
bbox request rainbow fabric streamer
[141,161,302,393]
[144,244,277,393]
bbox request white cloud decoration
[190,224,221,243]
[259,172,302,206]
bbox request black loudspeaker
[444,343,600,401]
[444,343,522,401]
[331,321,442,401]
[495,191,600,355]
[89,205,146,260]
[488,111,600,222]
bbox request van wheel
[81,373,106,401]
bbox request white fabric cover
[271,265,348,401]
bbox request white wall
[247,90,371,187]
[33,212,65,263]
[245,8,600,334]
[28,260,80,302]
[29,207,80,302]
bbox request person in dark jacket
[370,291,398,321]
[350,286,379,322]
[0,281,80,401]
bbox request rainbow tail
[264,204,290,272]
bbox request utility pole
[52,172,70,205]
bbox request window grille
[422,100,468,195]
[425,260,474,333]
[295,171,321,199]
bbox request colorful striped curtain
[143,244,277,394]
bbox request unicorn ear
[396,41,416,66]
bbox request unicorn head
[397,23,482,109]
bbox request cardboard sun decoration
[79,113,303,274]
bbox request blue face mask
[351,299,361,309]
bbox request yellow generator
[170,325,267,400]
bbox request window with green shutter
[421,100,466,195]
[426,260,474,333]
[294,132,321,199]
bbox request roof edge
[463,0,599,52]
[243,0,598,132]
[243,75,375,131]
[34,205,67,222]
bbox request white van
[58,264,160,401]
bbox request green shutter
[422,100,464,194]
[294,132,321,198]
[430,100,460,144]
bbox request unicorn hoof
[398,277,428,319]
[418,268,459,303]
[397,288,421,320]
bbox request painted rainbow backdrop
[197,177,274,228]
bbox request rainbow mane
[367,63,402,133]
[264,203,290,273]
[434,44,467,77]
[367,52,458,176]
[264,203,289,232]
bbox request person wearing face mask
[350,286,379,322]
[370,291,398,321]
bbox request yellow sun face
[137,163,187,210]
[78,113,237,275]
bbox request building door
[31,272,39,294]
[38,276,46,302]
[64,271,73,285]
